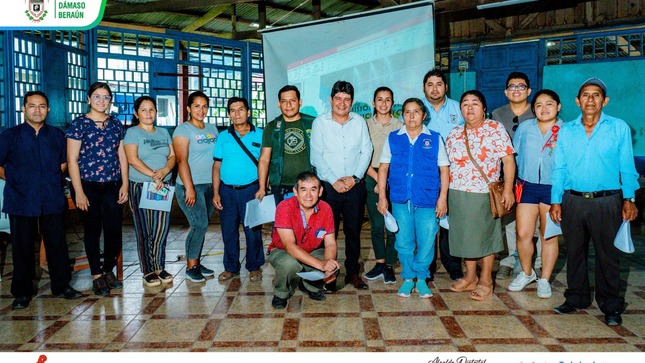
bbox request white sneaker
[536,278,552,298]
[508,269,537,291]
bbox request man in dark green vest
[256,85,316,204]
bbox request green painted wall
[542,60,645,156]
[447,71,477,101]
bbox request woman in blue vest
[377,98,449,298]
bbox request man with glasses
[267,171,340,309]
[421,68,465,282]
[492,71,539,280]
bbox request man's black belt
[567,189,621,199]
[224,180,259,190]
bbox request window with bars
[435,51,450,71]
[97,30,175,59]
[67,51,88,121]
[250,48,265,126]
[546,31,644,65]
[13,37,42,124]
[582,33,644,60]
[23,30,86,50]
[200,66,243,127]
[545,37,577,65]
[97,57,150,124]
[180,40,243,68]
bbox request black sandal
[157,270,174,284]
[143,273,161,287]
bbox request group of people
[0,69,639,328]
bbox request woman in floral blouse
[445,90,516,301]
[507,89,563,299]
[66,82,129,296]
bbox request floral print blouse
[66,115,125,182]
[446,119,515,193]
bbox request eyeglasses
[512,116,519,131]
[91,95,112,101]
[506,84,528,91]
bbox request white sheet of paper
[296,270,326,281]
[544,213,563,239]
[384,210,399,233]
[244,195,276,228]
[439,215,449,229]
[614,220,635,253]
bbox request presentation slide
[261,1,435,122]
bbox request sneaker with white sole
[536,278,552,298]
[186,265,206,282]
[508,269,537,291]
[199,264,215,277]
[397,279,415,297]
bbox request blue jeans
[219,183,264,273]
[392,201,438,280]
[175,183,214,260]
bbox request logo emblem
[423,139,432,148]
[26,0,48,23]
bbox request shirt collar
[573,111,609,126]
[227,123,255,135]
[396,124,431,136]
[20,122,49,136]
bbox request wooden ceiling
[101,1,641,44]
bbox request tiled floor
[0,216,643,353]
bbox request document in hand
[544,213,562,240]
[244,195,277,228]
[139,182,175,212]
[614,220,635,254]
[439,215,449,229]
[296,268,338,281]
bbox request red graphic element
[542,125,561,155]
[37,355,47,363]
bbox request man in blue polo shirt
[0,91,82,309]
[212,97,264,283]
[549,78,639,326]
[421,68,464,282]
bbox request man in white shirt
[310,81,373,290]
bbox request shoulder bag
[230,129,259,167]
[463,125,512,219]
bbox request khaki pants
[268,248,326,299]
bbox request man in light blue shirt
[212,97,264,283]
[421,69,464,281]
[549,78,639,327]
[311,81,373,290]
[421,69,464,140]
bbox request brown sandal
[218,271,239,281]
[470,284,493,301]
[450,278,478,292]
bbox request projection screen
[260,1,435,122]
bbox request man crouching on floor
[267,171,341,309]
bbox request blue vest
[387,130,441,208]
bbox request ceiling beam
[182,5,229,32]
[104,0,254,17]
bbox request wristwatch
[624,197,636,203]
[352,175,361,184]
